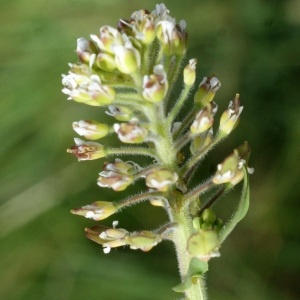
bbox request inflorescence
[62,3,253,296]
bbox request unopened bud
[146,168,178,191]
[90,26,123,54]
[201,208,216,224]
[72,120,109,140]
[62,66,116,106]
[97,52,117,72]
[76,37,98,67]
[219,94,243,135]
[71,201,117,221]
[125,231,162,252]
[212,149,244,185]
[190,129,213,155]
[114,120,148,143]
[97,159,137,191]
[156,19,188,55]
[112,37,141,74]
[184,59,197,86]
[142,65,168,103]
[67,138,106,161]
[105,106,134,121]
[187,229,220,261]
[190,102,217,134]
[194,76,221,107]
[85,224,128,253]
[131,10,156,44]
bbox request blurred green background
[1,0,300,299]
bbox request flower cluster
[62,3,253,298]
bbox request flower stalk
[62,3,253,300]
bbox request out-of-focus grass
[1,0,300,299]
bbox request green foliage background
[1,0,299,299]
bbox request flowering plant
[62,3,253,299]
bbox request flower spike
[62,4,253,299]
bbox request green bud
[145,168,178,192]
[71,201,116,220]
[184,59,197,86]
[125,231,162,252]
[194,76,221,107]
[62,65,116,106]
[213,149,245,185]
[190,129,213,155]
[131,10,156,45]
[219,94,243,135]
[142,65,168,103]
[97,52,117,72]
[105,106,134,121]
[91,26,123,55]
[72,120,109,140]
[190,102,217,135]
[201,222,213,230]
[201,208,216,224]
[113,39,141,74]
[187,229,220,261]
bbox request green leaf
[219,166,250,243]
[173,258,208,293]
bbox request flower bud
[90,26,123,54]
[156,19,188,55]
[96,52,117,72]
[72,120,109,140]
[142,65,168,103]
[112,36,141,74]
[212,149,244,185]
[125,231,162,252]
[156,20,176,55]
[131,10,156,44]
[201,208,216,224]
[190,129,213,155]
[194,76,221,107]
[145,168,178,191]
[236,141,255,175]
[85,224,128,254]
[97,159,137,191]
[183,59,197,86]
[114,119,148,143]
[187,229,220,261]
[62,64,116,106]
[190,102,217,135]
[117,19,133,36]
[219,94,243,135]
[105,106,134,121]
[76,37,98,67]
[71,201,117,221]
[67,138,106,161]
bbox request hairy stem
[170,206,207,300]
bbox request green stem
[173,107,198,141]
[108,147,158,160]
[117,191,163,209]
[170,207,207,300]
[184,180,214,202]
[143,93,207,299]
[167,84,193,127]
